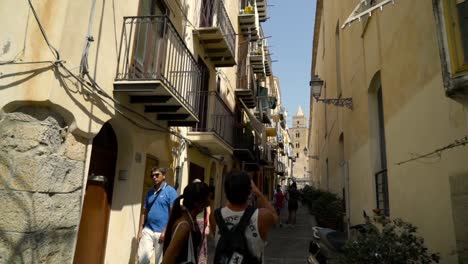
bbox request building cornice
[311,0,323,75]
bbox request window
[369,77,389,216]
[443,0,468,74]
[296,142,300,148]
[296,132,300,138]
[434,0,468,94]
[335,22,342,97]
[296,153,299,158]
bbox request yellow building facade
[309,0,468,262]
[0,0,286,262]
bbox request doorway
[74,123,117,264]
[189,162,205,183]
[131,0,169,78]
[200,0,215,27]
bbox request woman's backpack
[213,206,261,264]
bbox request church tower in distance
[289,106,309,187]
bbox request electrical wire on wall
[22,0,226,161]
[395,136,468,166]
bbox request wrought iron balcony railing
[215,1,236,58]
[198,0,236,66]
[192,91,234,146]
[375,169,389,216]
[115,16,202,120]
[234,126,255,152]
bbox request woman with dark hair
[162,182,210,264]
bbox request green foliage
[301,186,344,228]
[339,217,440,264]
[310,192,344,223]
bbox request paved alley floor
[264,203,316,264]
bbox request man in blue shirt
[137,167,178,264]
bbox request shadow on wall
[0,106,87,263]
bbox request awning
[239,98,264,136]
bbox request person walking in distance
[210,170,278,264]
[286,182,300,227]
[162,182,211,264]
[138,167,178,264]
[274,185,285,227]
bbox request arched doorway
[74,123,118,263]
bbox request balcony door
[194,58,210,131]
[131,0,168,79]
[200,0,215,27]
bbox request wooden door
[74,123,117,264]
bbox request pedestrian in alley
[210,170,278,264]
[273,185,285,227]
[138,168,178,264]
[192,179,213,264]
[286,182,300,227]
[162,182,211,264]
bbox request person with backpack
[209,170,278,264]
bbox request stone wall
[0,107,87,263]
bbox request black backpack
[214,206,261,264]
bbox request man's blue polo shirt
[144,182,178,232]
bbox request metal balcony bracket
[341,0,395,29]
[316,98,353,110]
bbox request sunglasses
[151,172,162,178]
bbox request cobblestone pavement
[264,203,316,264]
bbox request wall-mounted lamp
[310,75,353,110]
[303,147,320,160]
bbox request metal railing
[200,0,236,57]
[276,161,285,174]
[192,91,234,146]
[115,16,202,116]
[375,169,389,216]
[236,42,257,94]
[234,126,255,152]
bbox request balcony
[235,42,257,108]
[238,0,259,41]
[187,91,234,155]
[195,0,236,67]
[256,0,268,22]
[276,161,285,176]
[233,126,256,161]
[249,41,265,75]
[263,39,272,76]
[257,87,272,124]
[259,143,274,166]
[114,16,202,126]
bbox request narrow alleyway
[264,203,316,263]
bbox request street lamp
[303,147,319,160]
[310,75,353,110]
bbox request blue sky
[263,0,316,127]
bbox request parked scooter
[307,224,368,264]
